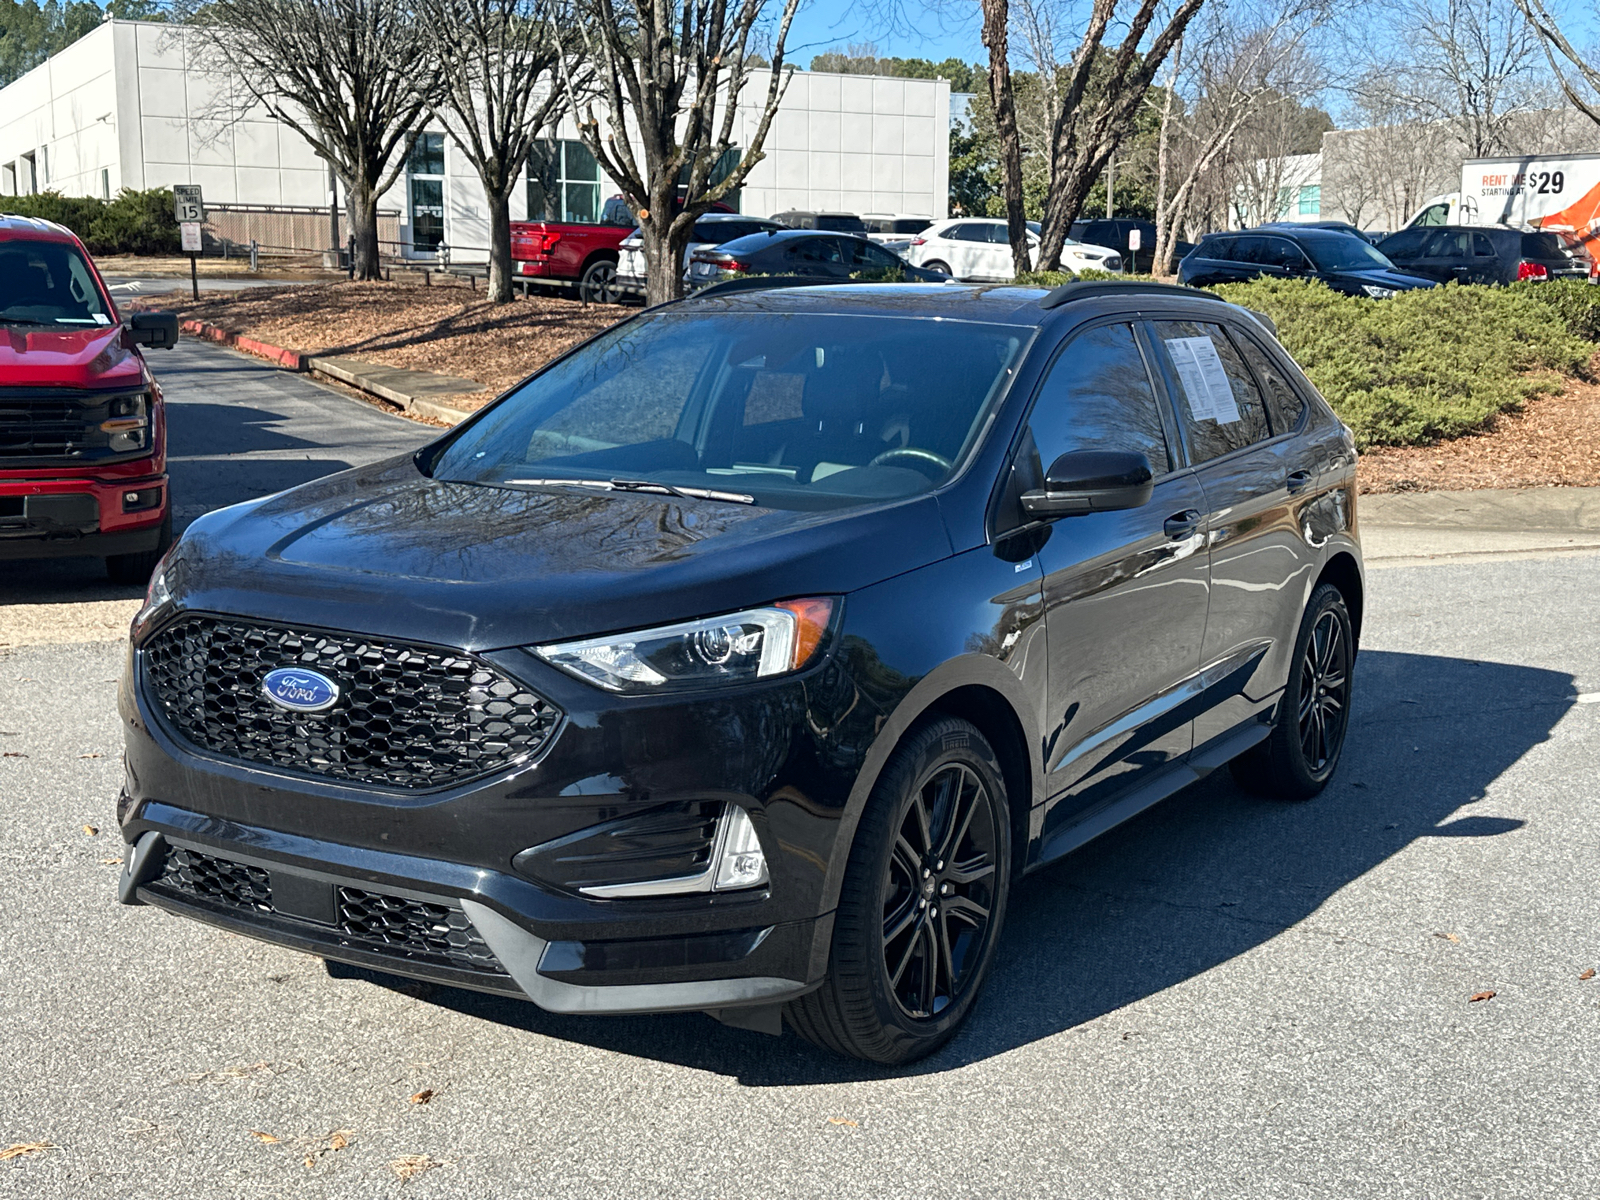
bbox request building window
[527,139,600,223]
[1298,185,1321,216]
[21,152,36,195]
[40,145,48,186]
[676,146,743,213]
[101,168,110,200]
[407,132,446,253]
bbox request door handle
[1164,509,1202,539]
[1286,469,1314,493]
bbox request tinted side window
[1153,320,1272,463]
[1473,233,1498,257]
[1233,333,1306,436]
[1231,236,1271,265]
[843,239,902,269]
[946,223,982,242]
[788,237,843,264]
[1026,324,1171,476]
[1261,238,1308,269]
[1379,229,1429,259]
[1523,232,1567,258]
[1199,236,1237,261]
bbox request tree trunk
[643,177,689,306]
[1038,168,1101,271]
[346,179,383,281]
[487,189,514,303]
[1152,42,1181,281]
[982,0,1031,278]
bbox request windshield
[0,241,112,327]
[1303,236,1397,273]
[428,311,1031,511]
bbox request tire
[923,259,953,277]
[1230,582,1355,800]
[105,507,173,586]
[577,257,622,304]
[786,716,1012,1064]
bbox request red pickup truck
[0,215,179,583]
[511,202,636,303]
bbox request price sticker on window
[1164,336,1240,424]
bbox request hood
[169,456,955,651]
[0,323,146,389]
[1322,266,1435,290]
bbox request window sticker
[1165,336,1241,424]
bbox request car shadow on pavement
[334,649,1575,1084]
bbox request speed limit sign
[173,184,204,224]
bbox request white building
[0,20,952,261]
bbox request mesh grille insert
[141,614,562,790]
[158,845,272,912]
[337,887,507,974]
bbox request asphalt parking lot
[2,345,1597,1197]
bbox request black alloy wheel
[1230,581,1355,800]
[579,258,622,304]
[1297,608,1349,774]
[786,717,1012,1064]
[881,760,1001,1020]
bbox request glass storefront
[409,132,446,254]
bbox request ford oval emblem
[261,667,340,713]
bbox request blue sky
[783,0,987,68]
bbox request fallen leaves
[827,1118,859,1128]
[82,825,98,837]
[78,753,103,759]
[408,1089,435,1105]
[248,1130,280,1144]
[1434,932,1461,943]
[1581,968,1596,981]
[0,1142,53,1161]
[1469,991,1497,1003]
[181,1060,280,1085]
[1,752,25,758]
[303,1128,354,1168]
[390,1154,442,1181]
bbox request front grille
[160,845,272,912]
[150,846,507,976]
[141,615,562,790]
[0,388,143,464]
[338,887,505,973]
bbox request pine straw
[146,278,625,407]
[1359,371,1600,493]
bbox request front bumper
[117,615,876,1016]
[0,467,167,560]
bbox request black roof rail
[1037,279,1228,310]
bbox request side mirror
[126,310,179,350]
[1021,450,1154,518]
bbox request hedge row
[1,188,180,255]
[1017,270,1600,448]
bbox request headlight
[535,598,836,693]
[1361,284,1397,299]
[129,551,177,639]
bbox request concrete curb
[173,319,481,424]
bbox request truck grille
[141,615,562,790]
[0,388,144,464]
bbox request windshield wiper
[500,477,756,505]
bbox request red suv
[0,215,178,583]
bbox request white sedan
[618,214,786,292]
[903,217,1122,281]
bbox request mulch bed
[147,279,625,407]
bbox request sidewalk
[1361,486,1600,564]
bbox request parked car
[1178,228,1435,297]
[771,211,869,234]
[1069,218,1195,273]
[617,214,787,294]
[117,276,1361,1065]
[511,203,637,303]
[1259,220,1384,246]
[0,214,178,582]
[688,228,949,285]
[861,214,934,254]
[1374,225,1595,284]
[905,218,1122,281]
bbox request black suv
[1180,228,1434,297]
[771,211,869,234]
[1070,218,1195,273]
[1374,225,1594,284]
[118,280,1362,1065]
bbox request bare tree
[981,0,1030,275]
[1150,0,1330,276]
[559,0,801,305]
[1366,0,1549,158]
[1321,85,1456,228]
[1005,0,1206,271]
[1513,0,1600,133]
[418,0,578,302]
[187,0,435,280]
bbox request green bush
[1213,277,1589,447]
[0,187,179,255]
[1513,278,1600,342]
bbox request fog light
[713,806,768,891]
